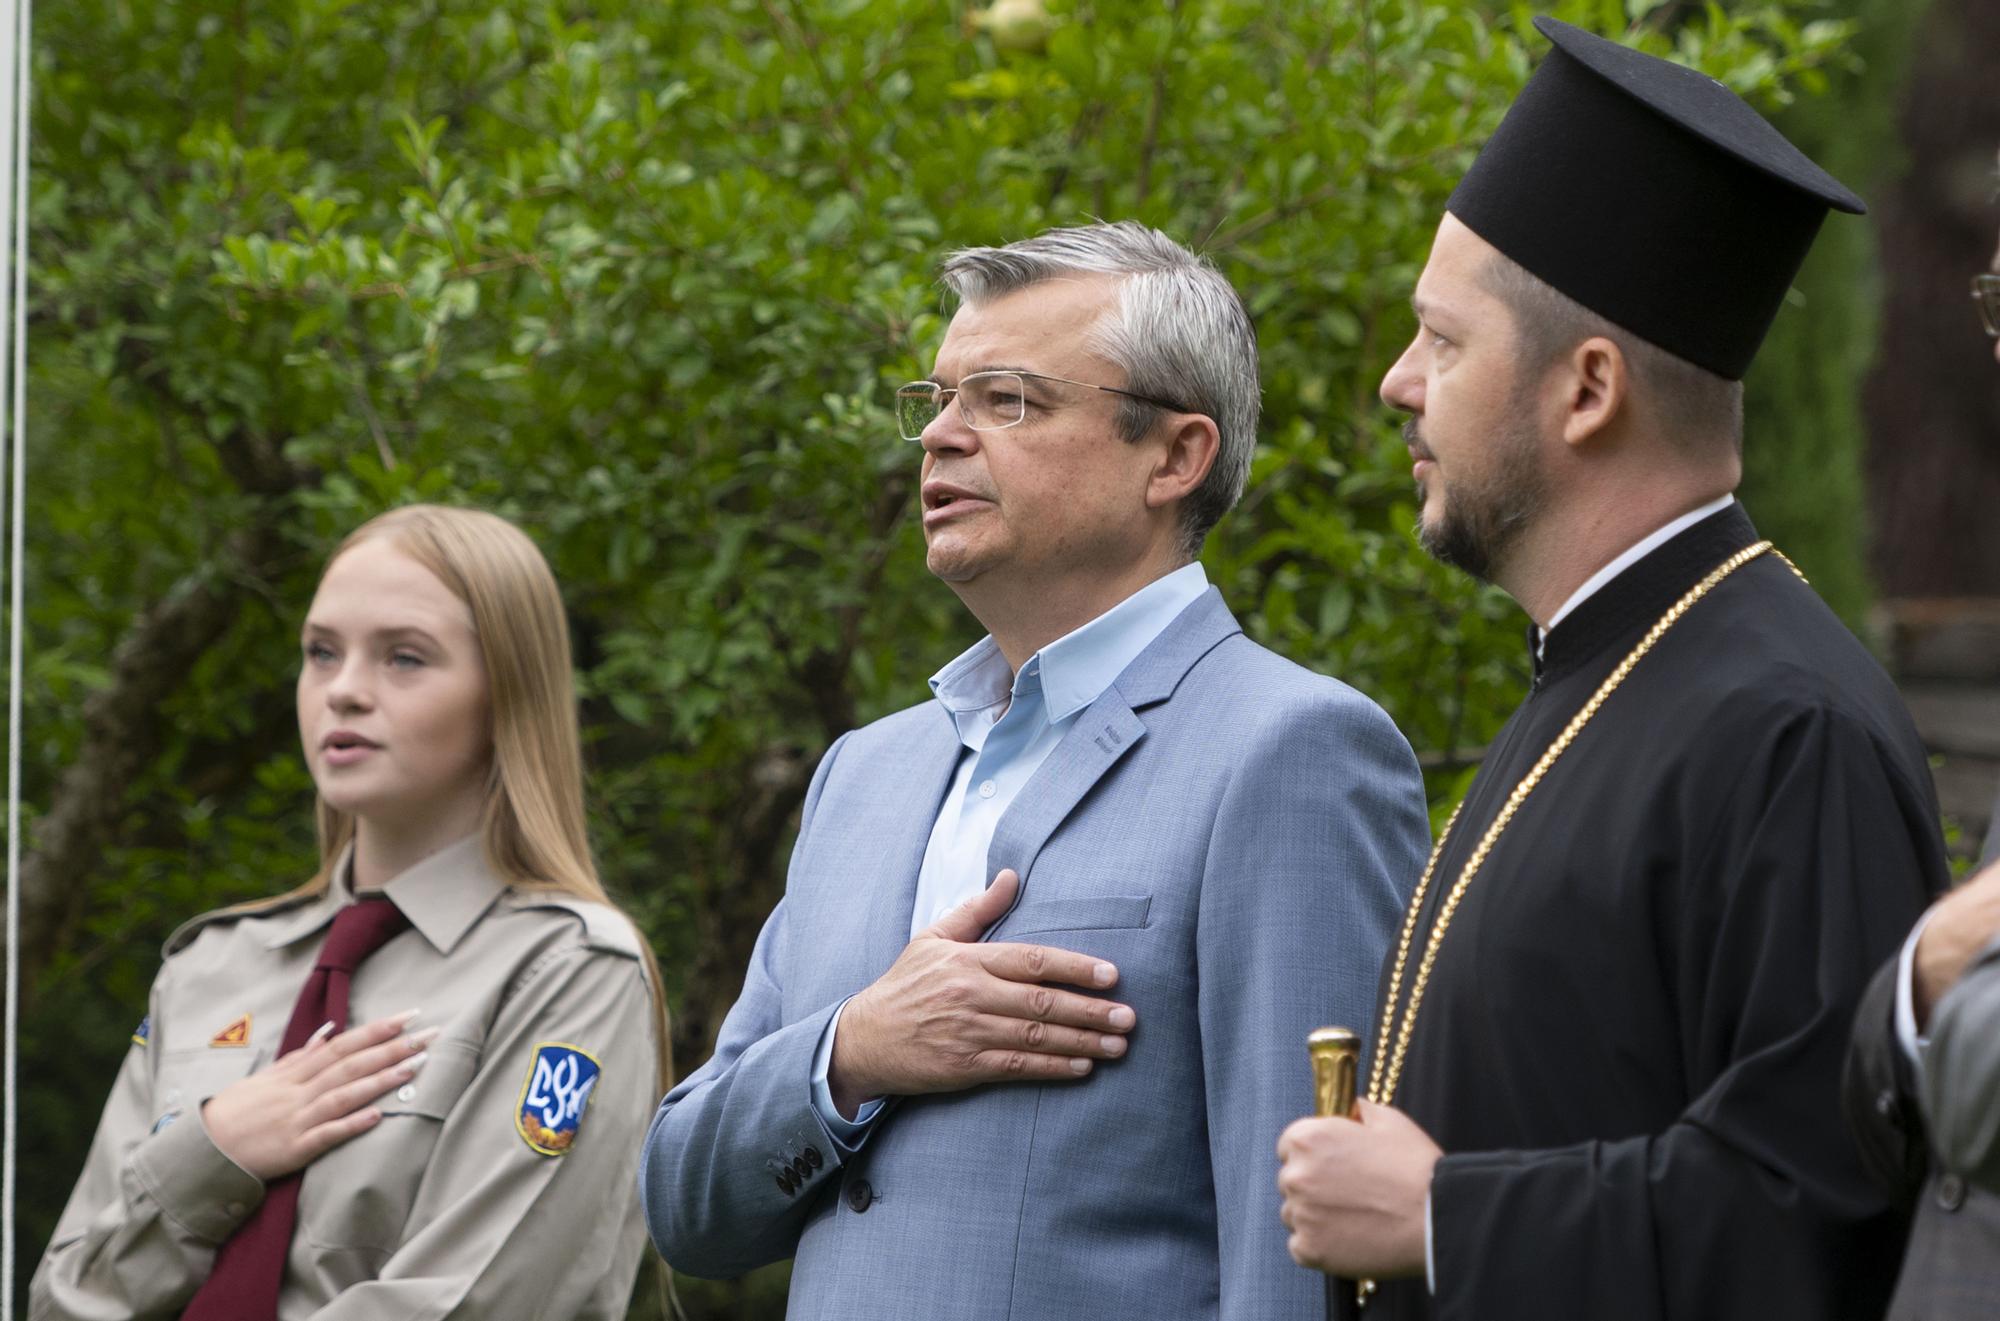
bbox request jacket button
[1874,1089,1895,1119]
[792,1156,810,1181]
[1938,1174,1966,1212]
[846,1178,874,1213]
[776,1171,796,1196]
[804,1145,823,1170]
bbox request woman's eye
[389,651,425,669]
[304,642,335,663]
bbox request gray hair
[1479,252,1743,455]
[938,221,1260,557]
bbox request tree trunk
[1863,0,2000,595]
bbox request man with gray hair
[639,220,1429,1320]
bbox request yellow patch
[209,1014,252,1048]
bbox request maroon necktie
[182,896,412,1321]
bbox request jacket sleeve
[1842,950,1930,1206]
[1923,937,2000,1190]
[1197,689,1430,1321]
[31,977,268,1321]
[304,942,659,1320]
[1428,705,1941,1321]
[638,732,857,1277]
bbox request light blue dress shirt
[808,562,1212,1144]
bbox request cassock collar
[1533,502,1760,686]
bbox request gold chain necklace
[1365,540,1804,1108]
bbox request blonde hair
[291,504,672,1094]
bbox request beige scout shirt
[31,836,660,1321]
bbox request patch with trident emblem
[514,1042,602,1156]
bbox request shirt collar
[260,833,506,956]
[1537,494,1735,654]
[928,562,1211,739]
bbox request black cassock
[1362,505,1948,1321]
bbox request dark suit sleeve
[1843,952,1930,1206]
[1924,941,2000,1191]
[637,734,853,1277]
[1429,705,1939,1321]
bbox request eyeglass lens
[895,372,1029,439]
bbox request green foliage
[18,2,1878,1316]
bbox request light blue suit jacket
[640,590,1429,1320]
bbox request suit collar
[861,708,971,969]
[1108,587,1242,709]
[985,587,1242,907]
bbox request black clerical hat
[1446,17,1865,380]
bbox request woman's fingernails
[308,1021,336,1045]
[407,1026,443,1049]
[405,1051,430,1075]
[392,1008,423,1026]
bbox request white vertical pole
[0,0,22,1311]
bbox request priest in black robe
[1275,18,1950,1321]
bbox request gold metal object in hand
[1308,1027,1359,1120]
[1307,1028,1370,1310]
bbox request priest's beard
[1408,414,1550,583]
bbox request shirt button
[846,1178,875,1213]
[1875,1089,1896,1118]
[1938,1173,1967,1211]
[396,1084,417,1103]
[163,1089,181,1106]
[978,780,997,799]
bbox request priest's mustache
[1402,417,1435,464]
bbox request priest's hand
[1277,1101,1441,1279]
[1914,859,2000,1028]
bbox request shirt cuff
[811,997,884,1147]
[1424,1187,1437,1294]
[128,1105,267,1244]
[1896,908,1937,1070]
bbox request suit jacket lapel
[862,707,966,971]
[985,589,1242,913]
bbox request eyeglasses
[1974,274,2000,338]
[893,369,1188,441]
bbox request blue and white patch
[514,1042,601,1157]
[131,1015,150,1048]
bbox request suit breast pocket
[1003,895,1151,937]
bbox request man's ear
[1145,413,1221,511]
[1560,337,1628,449]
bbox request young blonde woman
[32,505,669,1320]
